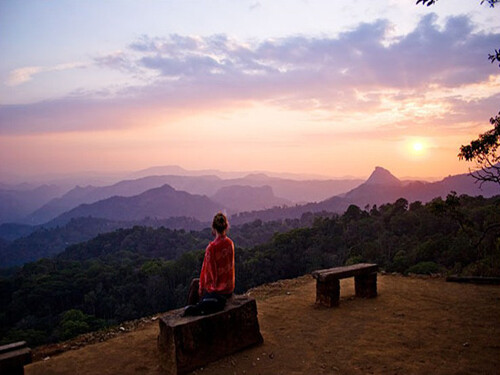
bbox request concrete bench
[0,341,32,375]
[157,295,263,375]
[312,263,378,307]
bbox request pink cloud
[5,63,87,87]
[1,14,498,135]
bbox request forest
[0,193,499,347]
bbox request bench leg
[355,272,377,298]
[316,279,340,307]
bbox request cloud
[6,67,44,86]
[1,14,499,134]
[126,15,497,100]
[5,62,87,86]
[94,51,131,71]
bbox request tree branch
[474,223,500,248]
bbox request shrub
[406,261,439,275]
[345,256,364,266]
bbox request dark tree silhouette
[458,113,500,186]
[489,49,500,67]
[417,0,498,7]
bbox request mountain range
[231,166,500,224]
[0,184,64,224]
[21,173,363,225]
[0,165,498,268]
[211,185,291,212]
[343,166,499,208]
[3,166,499,230]
[48,184,224,226]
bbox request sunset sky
[1,0,499,181]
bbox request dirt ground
[26,274,500,375]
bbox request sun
[412,142,424,153]
[404,139,429,159]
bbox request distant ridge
[22,174,363,226]
[231,166,500,224]
[129,165,334,181]
[211,185,291,212]
[0,184,63,224]
[49,184,224,226]
[23,175,223,225]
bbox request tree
[417,0,500,186]
[458,113,500,186]
[417,0,499,8]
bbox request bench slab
[0,341,28,355]
[312,263,378,282]
[157,295,263,375]
[0,341,32,375]
[312,264,378,307]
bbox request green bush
[57,309,106,341]
[345,256,364,266]
[0,328,47,347]
[406,261,439,275]
[391,250,410,273]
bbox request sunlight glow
[400,138,431,161]
[413,142,424,152]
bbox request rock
[157,295,263,375]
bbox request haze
[1,0,499,181]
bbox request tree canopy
[1,195,499,347]
[459,113,500,186]
[417,0,498,8]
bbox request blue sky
[0,0,499,180]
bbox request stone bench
[157,295,263,375]
[311,263,378,307]
[0,341,32,375]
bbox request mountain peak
[365,167,401,186]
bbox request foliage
[407,261,440,275]
[489,49,500,67]
[57,309,106,341]
[459,113,500,186]
[0,195,499,347]
[0,217,136,267]
[0,215,310,268]
[345,256,364,266]
[417,0,498,8]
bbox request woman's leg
[195,293,227,315]
[186,278,200,305]
[183,292,227,316]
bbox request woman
[183,212,235,316]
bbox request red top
[199,235,235,296]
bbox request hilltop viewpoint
[25,274,500,375]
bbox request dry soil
[26,274,500,375]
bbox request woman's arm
[199,244,217,296]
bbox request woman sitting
[183,212,235,316]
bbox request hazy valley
[0,165,498,268]
[0,164,499,354]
